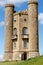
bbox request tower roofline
[13,9,28,16]
[28,0,38,5]
[5,4,14,7]
[28,2,38,5]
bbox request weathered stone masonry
[4,0,39,60]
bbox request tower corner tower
[28,0,39,58]
[4,4,14,60]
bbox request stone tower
[4,4,14,60]
[4,0,39,61]
[28,0,39,58]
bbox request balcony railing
[12,35,17,40]
[22,34,29,39]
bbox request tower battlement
[13,10,28,16]
[28,0,38,4]
[5,4,14,7]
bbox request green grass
[0,55,43,65]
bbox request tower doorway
[21,52,27,60]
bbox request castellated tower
[4,0,39,61]
[28,0,39,58]
[4,4,14,60]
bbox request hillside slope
[0,55,43,65]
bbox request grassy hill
[0,55,43,65]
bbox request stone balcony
[22,34,29,39]
[12,35,17,40]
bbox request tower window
[23,40,27,48]
[14,43,16,48]
[13,28,17,35]
[14,20,16,22]
[24,19,27,21]
[22,27,28,35]
[19,13,21,16]
[13,41,16,48]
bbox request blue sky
[0,0,43,60]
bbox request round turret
[4,4,14,60]
[28,0,39,58]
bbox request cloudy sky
[0,0,43,61]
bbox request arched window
[13,41,16,49]
[23,40,27,48]
[14,42,16,48]
[22,27,27,35]
[13,28,17,35]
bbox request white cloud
[38,13,43,24]
[0,21,4,27]
[0,55,3,61]
[0,0,28,7]
[5,0,28,3]
[0,0,5,6]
